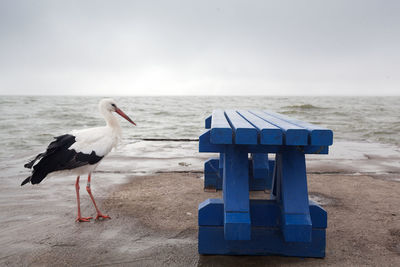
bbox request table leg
[275,149,312,242]
[223,146,251,240]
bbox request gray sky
[0,0,399,95]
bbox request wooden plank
[199,130,225,153]
[199,131,329,154]
[250,110,308,145]
[223,145,251,240]
[263,110,333,146]
[223,146,250,213]
[204,158,221,190]
[198,199,327,228]
[210,110,232,144]
[277,150,312,242]
[224,110,258,144]
[205,115,212,129]
[237,110,283,145]
[198,198,224,226]
[251,153,269,180]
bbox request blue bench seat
[198,109,333,257]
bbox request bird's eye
[111,104,116,107]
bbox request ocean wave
[1,96,400,164]
[283,104,327,110]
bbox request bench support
[223,146,251,240]
[204,153,274,191]
[198,199,326,257]
[204,158,221,191]
[199,147,326,256]
[275,149,312,242]
[199,109,332,257]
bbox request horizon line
[1,93,400,97]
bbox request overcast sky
[0,0,399,96]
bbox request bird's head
[99,98,136,126]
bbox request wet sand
[1,169,400,266]
[1,141,400,266]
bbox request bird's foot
[75,216,93,222]
[96,213,111,220]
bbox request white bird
[21,99,136,222]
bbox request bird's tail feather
[21,176,31,186]
[24,153,44,169]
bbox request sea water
[0,96,399,179]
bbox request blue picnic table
[198,109,333,257]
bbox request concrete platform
[1,172,400,266]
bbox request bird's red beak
[115,108,136,126]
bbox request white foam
[96,140,400,176]
[307,141,400,174]
[96,141,216,175]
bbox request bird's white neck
[102,110,122,136]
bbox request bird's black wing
[24,134,76,169]
[21,134,103,186]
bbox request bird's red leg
[86,173,111,220]
[75,176,93,222]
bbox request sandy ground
[1,170,400,266]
